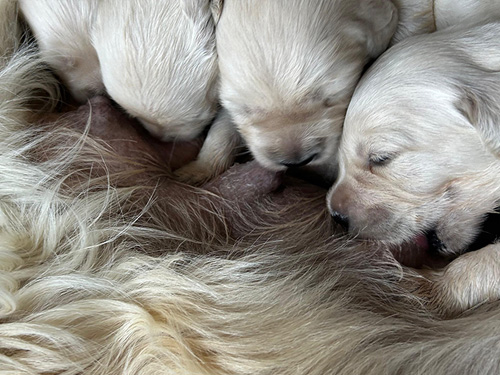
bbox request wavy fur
[1,3,500,375]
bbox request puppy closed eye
[368,153,395,168]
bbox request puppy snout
[329,183,398,238]
[280,152,318,168]
[331,211,349,231]
[328,183,351,231]
[276,140,324,168]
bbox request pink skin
[388,238,452,269]
[70,96,203,170]
[46,96,452,268]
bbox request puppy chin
[138,118,202,142]
[380,211,484,257]
[251,151,288,172]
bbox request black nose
[281,153,317,168]
[331,211,349,231]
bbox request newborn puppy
[328,22,500,315]
[19,0,218,141]
[184,0,398,183]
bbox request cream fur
[3,1,500,373]
[391,0,500,44]
[328,22,500,315]
[3,42,500,372]
[183,0,500,184]
[19,0,219,141]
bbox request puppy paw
[416,244,500,317]
[174,107,241,185]
[174,159,224,185]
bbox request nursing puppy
[19,0,219,141]
[328,22,500,316]
[177,0,399,183]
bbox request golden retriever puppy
[19,0,100,102]
[180,0,398,183]
[19,0,218,141]
[327,22,500,316]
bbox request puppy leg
[419,243,500,317]
[175,108,241,185]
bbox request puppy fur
[19,0,219,141]
[391,0,500,44]
[185,0,398,183]
[4,4,500,372]
[328,22,500,315]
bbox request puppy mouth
[415,229,447,254]
[281,153,318,168]
[424,209,500,254]
[394,209,500,268]
[389,230,448,268]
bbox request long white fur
[2,53,500,374]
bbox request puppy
[327,22,500,316]
[19,0,219,141]
[177,0,399,183]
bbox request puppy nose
[280,153,318,168]
[328,183,351,231]
[331,211,349,231]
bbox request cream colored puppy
[328,22,500,316]
[179,0,399,183]
[221,0,399,175]
[19,0,219,141]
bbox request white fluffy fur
[328,22,500,315]
[19,0,219,141]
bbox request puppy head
[217,0,398,171]
[94,0,218,141]
[327,31,500,255]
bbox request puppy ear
[356,0,398,59]
[457,87,500,155]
